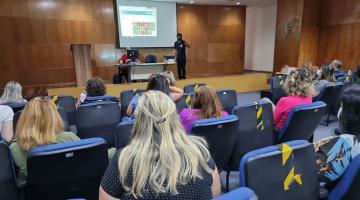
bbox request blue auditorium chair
[240,140,318,200]
[56,95,77,126]
[191,115,239,171]
[183,83,206,94]
[315,85,335,126]
[3,102,26,113]
[228,102,275,190]
[115,120,134,149]
[216,89,238,114]
[82,95,118,105]
[13,108,70,131]
[278,101,326,143]
[26,138,108,200]
[260,75,288,105]
[213,187,256,200]
[175,93,194,113]
[120,89,145,117]
[76,101,121,147]
[328,155,360,200]
[0,141,20,200]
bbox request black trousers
[177,60,186,79]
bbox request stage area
[48,73,270,98]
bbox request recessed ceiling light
[190,0,194,4]
[236,2,241,5]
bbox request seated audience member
[161,70,177,86]
[77,77,107,106]
[179,86,228,134]
[331,59,345,79]
[304,63,319,80]
[0,105,14,142]
[126,74,183,116]
[10,97,115,176]
[10,97,80,176]
[262,68,313,131]
[99,91,221,200]
[314,84,360,187]
[313,65,335,96]
[0,81,27,105]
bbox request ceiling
[153,0,277,7]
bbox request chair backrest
[13,108,70,131]
[120,89,145,117]
[240,140,318,200]
[175,93,194,113]
[3,102,26,113]
[315,85,334,109]
[115,120,134,149]
[332,83,344,113]
[191,115,239,170]
[216,89,237,114]
[57,108,70,131]
[329,154,360,200]
[76,102,121,147]
[271,75,287,90]
[213,187,256,200]
[278,101,326,143]
[0,141,20,200]
[144,55,157,63]
[183,83,206,94]
[27,138,108,200]
[229,102,275,171]
[57,95,76,126]
[82,95,118,105]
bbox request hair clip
[156,118,166,124]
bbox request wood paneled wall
[317,0,360,69]
[273,0,321,73]
[0,1,246,97]
[177,5,246,77]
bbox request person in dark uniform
[173,33,191,79]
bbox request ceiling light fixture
[190,1,194,4]
[236,2,241,5]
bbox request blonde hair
[15,97,64,151]
[118,91,212,198]
[161,71,176,86]
[193,86,223,119]
[0,81,26,104]
[283,68,313,97]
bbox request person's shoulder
[0,105,13,113]
[57,132,80,142]
[180,108,195,116]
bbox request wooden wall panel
[317,0,360,69]
[297,0,322,66]
[273,0,304,72]
[177,4,245,77]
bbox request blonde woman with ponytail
[100,90,221,200]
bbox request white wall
[245,4,277,72]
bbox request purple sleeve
[222,111,229,116]
[179,109,194,134]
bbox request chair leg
[226,171,230,192]
[326,113,330,126]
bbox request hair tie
[156,118,166,124]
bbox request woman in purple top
[179,86,228,133]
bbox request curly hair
[283,68,313,97]
[85,77,106,97]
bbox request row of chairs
[2,137,359,199]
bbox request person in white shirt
[0,105,14,142]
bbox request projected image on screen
[119,6,157,37]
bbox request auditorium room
[1,0,360,199]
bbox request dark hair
[356,65,360,79]
[146,74,170,95]
[337,84,360,136]
[320,65,335,82]
[86,77,106,97]
[177,33,182,37]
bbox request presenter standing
[174,33,191,79]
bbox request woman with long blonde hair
[179,85,228,133]
[10,96,80,176]
[0,81,27,105]
[100,91,221,200]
